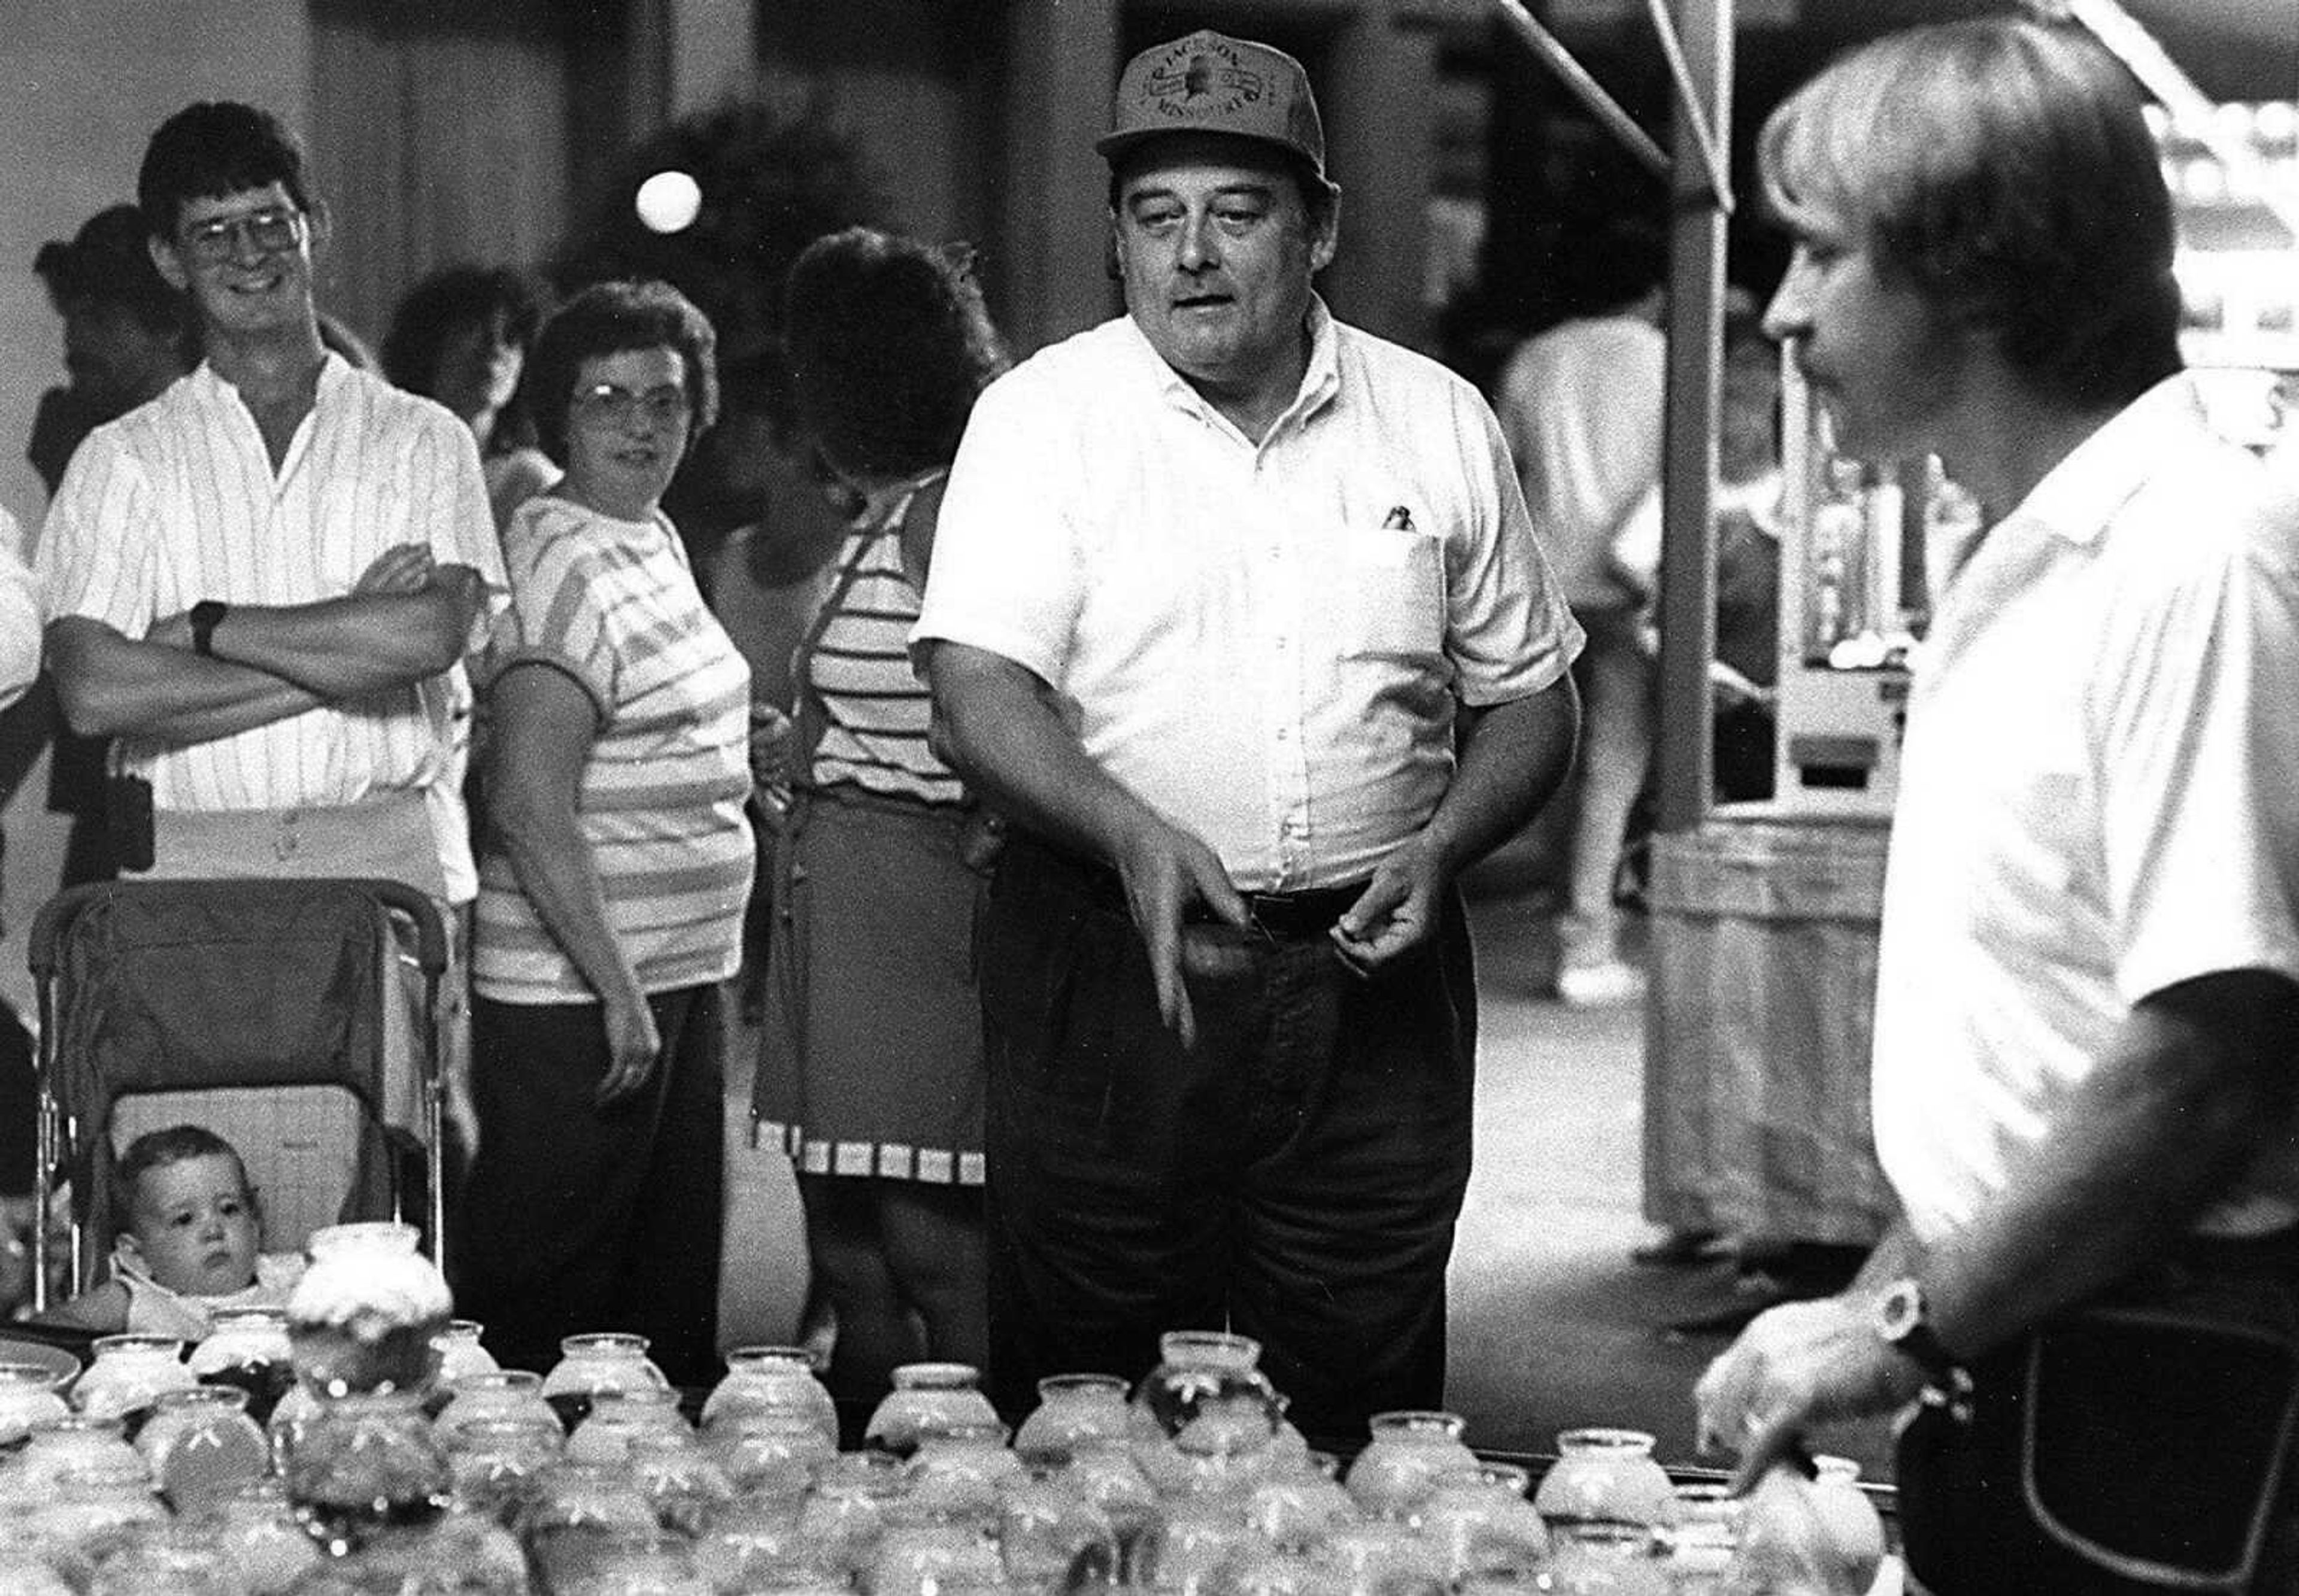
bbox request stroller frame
[26,876,451,1312]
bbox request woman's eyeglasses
[572,383,692,427]
[180,207,305,265]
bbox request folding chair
[26,877,450,1312]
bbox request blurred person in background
[1494,226,1669,1007]
[0,513,38,1318]
[383,265,561,530]
[29,205,196,497]
[454,280,755,1386]
[753,226,1009,1404]
[25,205,198,890]
[1694,22,2299,1592]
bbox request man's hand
[1693,1294,1923,1491]
[355,542,438,595]
[1111,815,1248,1050]
[595,990,663,1109]
[1330,833,1447,976]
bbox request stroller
[26,876,451,1312]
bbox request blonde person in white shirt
[914,31,1581,1440]
[1693,23,2299,1593]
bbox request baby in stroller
[38,1124,305,1338]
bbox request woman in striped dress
[757,229,1009,1404]
[454,281,756,1387]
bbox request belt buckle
[1242,893,1297,943]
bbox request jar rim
[1036,1372,1129,1396]
[206,1305,289,1327]
[561,1331,652,1354]
[452,1369,543,1390]
[1154,1330,1263,1368]
[0,1361,65,1388]
[89,1333,187,1357]
[1367,1408,1469,1436]
[151,1385,250,1410]
[726,1345,821,1368]
[889,1361,982,1388]
[1554,1425,1658,1452]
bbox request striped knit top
[472,494,754,1004]
[805,485,965,806]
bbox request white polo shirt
[38,354,505,900]
[1873,376,2299,1242]
[913,301,1581,892]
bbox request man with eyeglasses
[35,102,505,1164]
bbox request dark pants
[452,984,726,1388]
[1898,1234,2299,1595]
[976,836,1477,1445]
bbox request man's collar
[1124,294,1340,430]
[1997,375,2209,548]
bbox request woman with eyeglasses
[452,280,759,1386]
[751,228,1011,1404]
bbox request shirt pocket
[1338,527,1447,661]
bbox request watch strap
[190,600,228,659]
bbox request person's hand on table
[1111,815,1247,1051]
[1693,1294,1922,1492]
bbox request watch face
[1877,1279,1924,1341]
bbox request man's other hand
[355,542,436,595]
[1331,833,1446,976]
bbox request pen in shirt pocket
[1382,505,1416,532]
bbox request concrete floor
[1446,880,1894,1481]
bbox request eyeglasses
[572,382,691,427]
[180,206,305,265]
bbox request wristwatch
[1875,1277,1975,1419]
[190,599,229,659]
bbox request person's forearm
[1420,676,1580,879]
[492,784,649,1014]
[926,644,1165,866]
[207,566,486,699]
[47,617,326,741]
[1922,972,2299,1361]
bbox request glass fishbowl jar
[538,1332,671,1434]
[863,1361,999,1458]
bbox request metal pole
[1491,0,1673,183]
[1652,0,1730,835]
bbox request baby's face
[126,1154,260,1297]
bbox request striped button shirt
[35,355,505,897]
[472,495,754,1004]
[807,488,965,806]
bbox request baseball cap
[34,205,169,307]
[1097,29,1329,183]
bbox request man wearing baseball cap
[915,29,1582,1436]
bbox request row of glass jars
[0,1323,1885,1593]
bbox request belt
[1010,832,1366,942]
[1223,884,1367,942]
